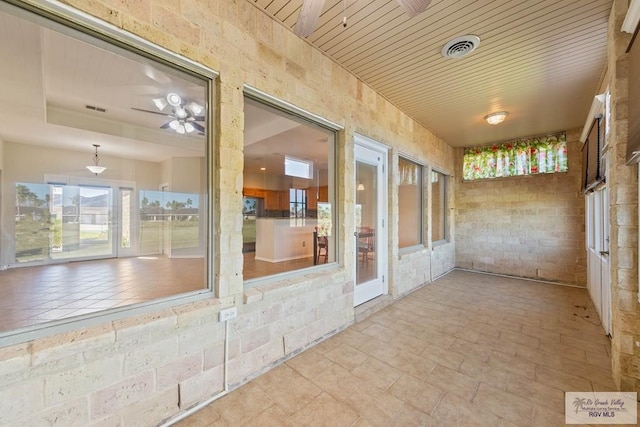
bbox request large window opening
[431,170,448,243]
[0,3,213,334]
[398,157,423,249]
[243,95,336,282]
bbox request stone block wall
[0,0,456,424]
[606,0,640,392]
[454,130,587,285]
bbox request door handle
[599,250,609,256]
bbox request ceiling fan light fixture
[169,120,180,130]
[86,144,106,175]
[175,107,188,119]
[176,123,186,134]
[485,111,509,125]
[187,102,203,115]
[166,92,182,107]
[152,97,167,111]
[184,122,195,133]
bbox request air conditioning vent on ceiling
[441,35,481,59]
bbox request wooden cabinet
[264,190,280,210]
[318,186,328,202]
[308,188,317,210]
[307,186,327,210]
[243,188,265,198]
[277,191,287,210]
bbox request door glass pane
[121,189,131,249]
[14,182,50,263]
[51,185,112,259]
[356,161,377,285]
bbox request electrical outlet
[219,307,237,322]
[302,241,306,247]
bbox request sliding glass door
[15,182,115,264]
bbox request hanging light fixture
[86,144,106,175]
[485,111,509,125]
[357,183,365,191]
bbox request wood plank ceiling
[252,0,613,147]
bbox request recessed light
[260,167,266,171]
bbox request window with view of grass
[398,157,423,248]
[242,95,336,282]
[0,1,214,335]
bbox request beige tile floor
[177,270,631,427]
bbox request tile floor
[176,270,631,427]
[0,256,204,331]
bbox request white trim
[353,134,389,306]
[6,0,218,79]
[243,85,343,131]
[580,94,605,143]
[623,0,640,34]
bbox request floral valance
[463,132,568,181]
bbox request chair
[357,228,375,265]
[317,235,328,263]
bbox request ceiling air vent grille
[441,35,481,59]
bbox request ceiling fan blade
[131,107,169,116]
[395,0,431,18]
[160,122,172,129]
[294,0,325,37]
[192,122,205,133]
[193,116,205,122]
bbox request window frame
[430,169,449,245]
[397,154,425,251]
[0,0,218,346]
[242,87,343,288]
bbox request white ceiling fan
[132,93,205,135]
[294,0,432,37]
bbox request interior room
[0,8,210,331]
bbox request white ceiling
[0,7,207,163]
[254,0,613,147]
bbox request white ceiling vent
[441,35,481,59]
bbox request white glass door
[354,135,388,306]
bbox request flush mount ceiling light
[86,144,106,175]
[441,35,481,59]
[485,111,509,125]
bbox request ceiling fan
[132,93,205,135]
[295,0,432,37]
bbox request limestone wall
[0,0,455,424]
[454,130,587,285]
[606,0,640,392]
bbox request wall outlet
[302,241,306,247]
[219,307,237,322]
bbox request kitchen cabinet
[265,190,280,210]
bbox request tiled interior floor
[177,270,629,427]
[0,256,204,331]
[243,252,375,282]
